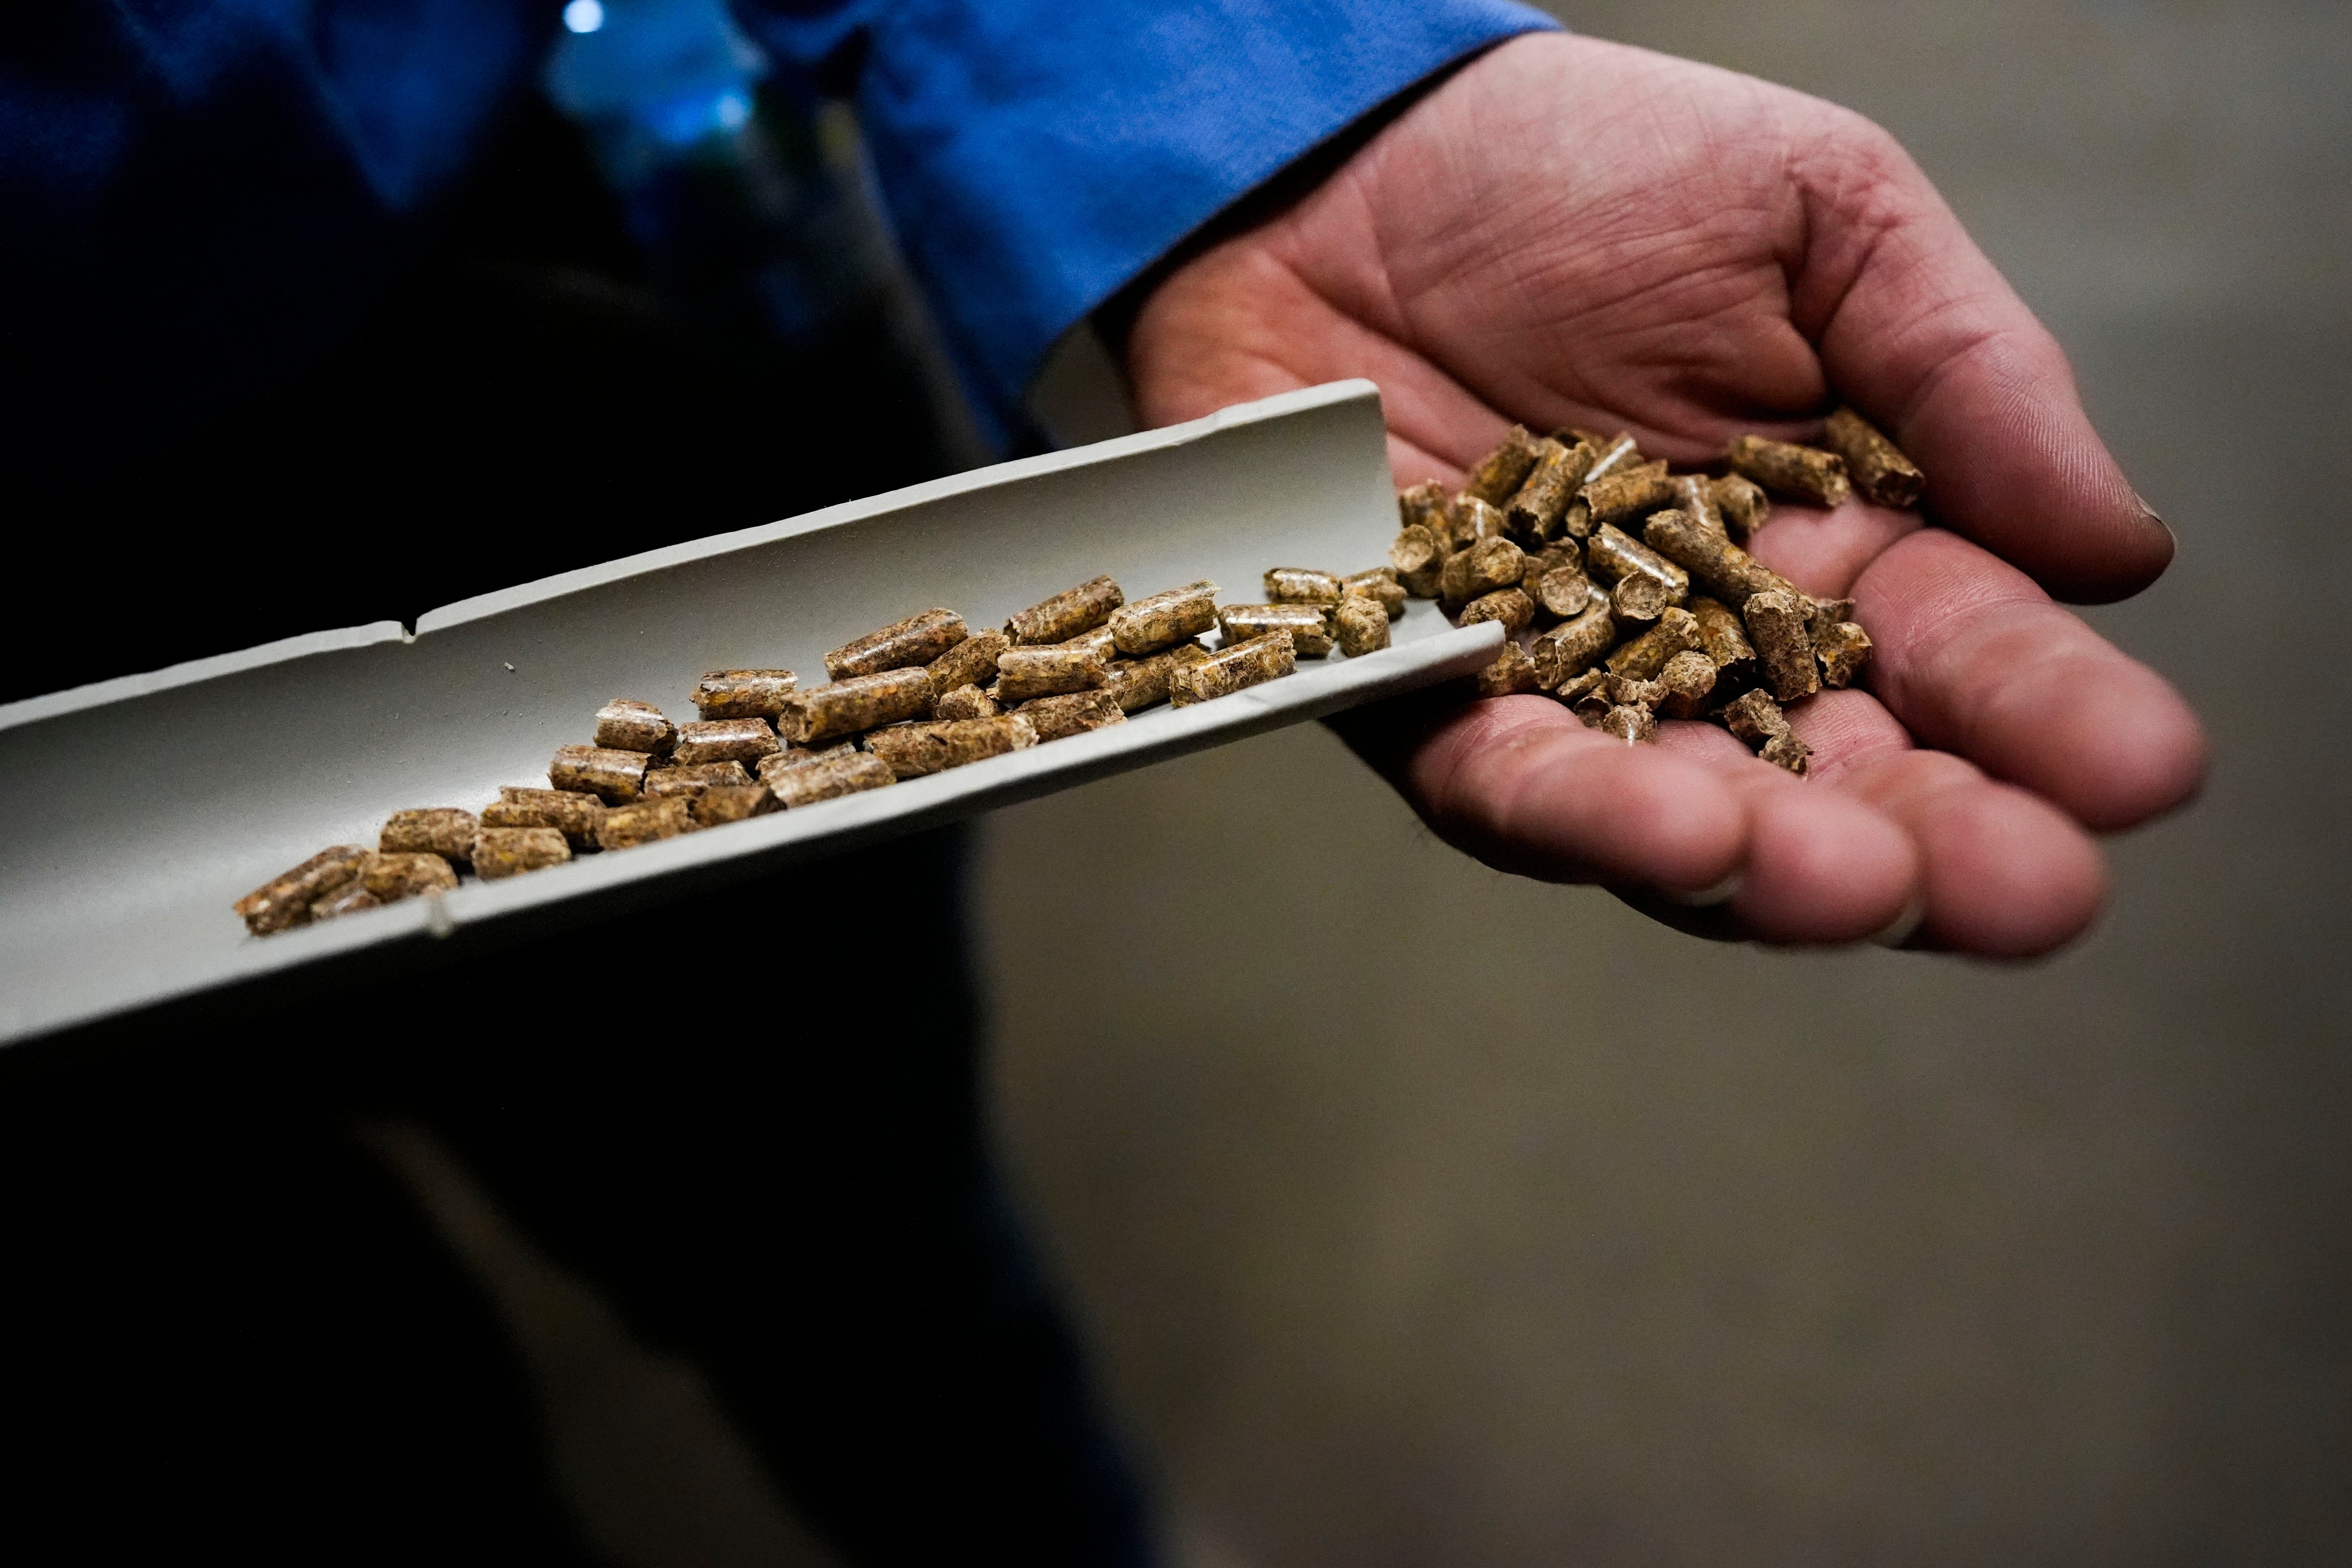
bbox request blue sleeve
[732,0,1560,443]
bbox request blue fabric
[0,0,1553,486]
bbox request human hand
[1121,33,2205,955]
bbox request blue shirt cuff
[734,0,1561,446]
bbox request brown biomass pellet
[1521,541,1582,584]
[1606,673,1667,710]
[1341,569,1407,620]
[925,629,1009,699]
[757,742,855,781]
[690,670,798,722]
[672,717,781,769]
[933,684,1002,721]
[1462,425,1546,506]
[1171,631,1297,707]
[1585,524,1691,603]
[1504,438,1595,543]
[995,642,1109,701]
[1439,537,1525,613]
[826,608,969,680]
[1760,731,1812,775]
[1531,603,1617,689]
[1581,469,1679,531]
[1572,687,1614,729]
[1641,509,1797,608]
[1533,568,1602,623]
[594,698,677,756]
[691,784,780,827]
[1687,596,1757,680]
[776,667,935,744]
[1017,691,1127,742]
[864,715,1040,777]
[599,797,693,851]
[1460,587,1534,635]
[1582,434,1639,485]
[1476,642,1542,698]
[1744,590,1822,701]
[359,851,454,902]
[769,749,897,808]
[550,744,652,805]
[1110,581,1220,656]
[1710,474,1771,539]
[1673,475,1726,536]
[473,827,571,880]
[235,845,369,935]
[1813,619,1874,688]
[1102,643,1210,713]
[644,761,752,799]
[1399,481,1448,538]
[1332,594,1392,657]
[381,807,477,864]
[1264,568,1343,606]
[309,881,381,922]
[1600,705,1657,743]
[1805,596,1857,643]
[1822,407,1925,509]
[1006,575,1123,645]
[1728,434,1852,508]
[484,787,605,847]
[1052,625,1120,660]
[1448,495,1510,553]
[1610,574,1670,628]
[1390,524,1447,598]
[1557,667,1610,713]
[1219,603,1333,657]
[1606,607,1703,679]
[1720,689,1791,748]
[1657,650,1720,720]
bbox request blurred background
[986,2,2352,1564]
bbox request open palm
[1124,33,2205,955]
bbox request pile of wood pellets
[1401,408,1915,764]
[234,566,1408,935]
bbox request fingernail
[1869,897,1925,949]
[2132,491,2176,545]
[1664,873,1742,909]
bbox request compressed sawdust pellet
[599,796,693,851]
[1016,691,1127,742]
[926,630,1009,699]
[1448,495,1508,552]
[1006,575,1123,645]
[1606,672,1666,709]
[690,670,798,722]
[1341,569,1406,620]
[776,667,934,744]
[1171,631,1297,707]
[380,807,477,864]
[1389,524,1447,598]
[1462,425,1545,506]
[756,743,855,781]
[1610,573,1670,627]
[1476,642,1541,698]
[1599,704,1657,744]
[1642,509,1797,608]
[769,749,896,808]
[1806,596,1857,642]
[1571,685,1613,729]
[1673,475,1726,537]
[235,845,369,935]
[1720,690,1791,748]
[864,715,1039,777]
[472,827,570,880]
[1606,607,1703,680]
[1439,537,1525,613]
[1111,581,1220,656]
[1332,595,1391,657]
[550,744,651,805]
[672,718,781,769]
[594,698,676,756]
[1687,596,1757,682]
[1821,407,1925,509]
[483,787,604,847]
[1710,474,1770,539]
[1813,619,1874,689]
[1760,731,1812,775]
[365,852,457,903]
[1556,667,1610,711]
[1744,590,1822,702]
[1504,438,1595,544]
[1264,568,1343,606]
[1399,481,1448,537]
[995,643,1109,701]
[933,684,1001,721]
[1532,603,1617,689]
[1581,434,1638,484]
[1102,644,1210,713]
[1581,468,1679,532]
[826,608,969,681]
[1460,587,1534,635]
[1586,524,1690,603]
[1728,434,1852,508]
[309,881,382,922]
[645,761,753,799]
[1657,650,1719,720]
[1533,567,1601,623]
[1220,603,1333,657]
[692,784,782,826]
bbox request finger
[1788,111,2172,601]
[1855,528,2207,830]
[1835,750,2108,956]
[1334,692,1748,894]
